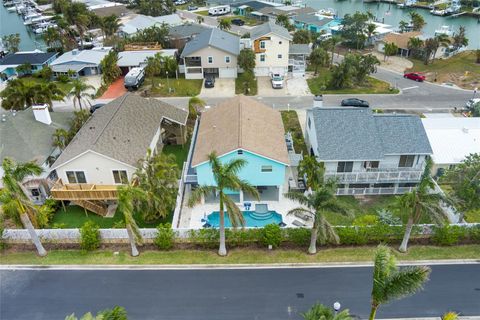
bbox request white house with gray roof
[305,101,433,195]
[180,28,240,79]
[50,47,112,78]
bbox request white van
[124,67,145,90]
[208,5,231,16]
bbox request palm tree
[43,27,63,51]
[423,37,437,65]
[160,55,178,77]
[75,14,90,49]
[145,54,162,88]
[0,158,47,256]
[52,128,70,150]
[117,183,145,257]
[67,79,94,110]
[394,160,451,252]
[302,303,352,320]
[101,14,120,38]
[219,19,231,31]
[369,245,430,320]
[309,47,329,75]
[366,23,377,46]
[326,35,342,66]
[298,155,324,192]
[0,79,36,110]
[34,82,65,112]
[285,181,349,254]
[383,42,398,62]
[188,152,259,256]
[431,34,450,63]
[196,16,204,24]
[407,37,424,58]
[398,20,409,33]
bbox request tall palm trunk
[77,96,83,110]
[308,221,318,254]
[218,196,227,256]
[20,212,47,256]
[369,304,378,320]
[126,225,139,257]
[399,216,414,253]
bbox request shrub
[261,223,282,248]
[432,225,467,246]
[352,215,379,226]
[226,228,262,247]
[52,223,67,229]
[377,209,402,225]
[56,74,70,83]
[468,225,480,242]
[36,204,55,228]
[336,226,368,245]
[336,225,406,245]
[188,229,219,249]
[285,228,310,246]
[155,223,175,250]
[80,221,100,251]
[112,221,126,228]
[0,215,5,250]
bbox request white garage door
[254,67,270,77]
[219,68,237,78]
[270,67,287,76]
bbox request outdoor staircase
[73,200,109,216]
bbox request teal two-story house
[293,13,340,34]
[188,96,289,203]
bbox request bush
[261,223,282,248]
[56,74,70,83]
[468,225,480,242]
[188,229,219,249]
[226,228,262,247]
[377,209,402,225]
[36,204,55,228]
[52,223,67,229]
[352,215,379,226]
[80,221,100,251]
[112,221,126,228]
[432,225,467,246]
[336,225,406,245]
[155,223,175,250]
[285,228,310,246]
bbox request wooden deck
[50,179,119,200]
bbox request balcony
[50,179,118,200]
[336,186,415,196]
[324,169,423,183]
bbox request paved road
[1,264,479,319]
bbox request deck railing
[325,170,423,183]
[50,179,119,200]
[336,186,415,196]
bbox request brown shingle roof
[381,31,421,49]
[191,96,289,167]
[52,94,188,168]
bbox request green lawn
[235,72,258,95]
[51,205,171,229]
[220,15,259,26]
[195,10,209,15]
[2,245,479,265]
[465,209,480,223]
[145,77,203,97]
[407,51,480,89]
[280,110,308,155]
[307,67,399,95]
[21,76,74,94]
[162,143,190,169]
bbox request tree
[430,34,451,64]
[52,128,70,150]
[423,37,437,65]
[452,26,468,50]
[292,29,311,44]
[0,158,47,256]
[442,153,480,212]
[398,20,409,33]
[100,50,121,86]
[324,35,342,66]
[409,12,426,32]
[329,61,352,89]
[407,37,424,59]
[340,12,369,49]
[65,306,127,320]
[347,53,379,83]
[128,24,169,48]
[75,14,90,49]
[134,151,179,222]
[309,47,329,75]
[2,34,21,53]
[43,27,63,51]
[15,63,32,77]
[218,19,231,31]
[369,245,430,320]
[67,79,95,110]
[188,96,205,122]
[188,152,259,256]
[383,42,398,61]
[145,54,163,88]
[101,14,120,39]
[0,79,37,110]
[160,55,178,77]
[286,181,349,254]
[238,48,256,72]
[136,0,176,17]
[34,82,65,112]
[275,14,293,31]
[366,23,377,46]
[394,159,452,252]
[302,303,352,320]
[117,183,145,256]
[298,155,324,191]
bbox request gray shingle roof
[181,28,240,57]
[293,14,333,28]
[251,21,292,41]
[0,109,73,164]
[168,23,208,39]
[51,94,188,169]
[289,44,312,55]
[308,108,432,161]
[0,51,57,66]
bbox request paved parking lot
[257,76,287,96]
[200,78,236,97]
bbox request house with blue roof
[0,50,58,82]
[305,98,433,195]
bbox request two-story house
[250,21,292,77]
[305,98,433,195]
[180,28,240,79]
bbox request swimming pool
[206,210,283,228]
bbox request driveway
[286,76,311,96]
[200,78,235,97]
[100,77,127,99]
[257,76,287,96]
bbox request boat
[317,8,336,16]
[397,0,416,8]
[435,25,454,36]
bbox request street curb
[1,259,479,270]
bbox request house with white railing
[305,97,433,195]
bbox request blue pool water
[206,211,283,228]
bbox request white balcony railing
[325,170,423,183]
[336,186,415,196]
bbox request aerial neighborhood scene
[1,0,480,317]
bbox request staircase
[73,200,109,216]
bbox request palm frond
[224,157,248,176]
[284,191,310,206]
[317,215,339,245]
[187,185,217,207]
[380,266,430,304]
[238,179,260,201]
[223,194,244,228]
[287,207,314,217]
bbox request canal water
[0,3,45,51]
[305,0,480,49]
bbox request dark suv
[231,18,245,26]
[204,75,215,88]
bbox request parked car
[90,103,106,113]
[231,18,245,26]
[175,0,186,5]
[341,98,369,108]
[204,75,215,88]
[403,72,426,82]
[271,73,284,89]
[187,5,198,10]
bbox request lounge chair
[294,211,312,221]
[292,220,306,227]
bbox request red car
[403,72,426,82]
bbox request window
[399,155,415,168]
[113,170,128,184]
[225,56,231,63]
[237,150,243,155]
[208,56,213,64]
[277,54,282,59]
[261,165,273,172]
[31,189,40,197]
[308,117,311,129]
[363,161,379,169]
[66,171,86,184]
[260,54,265,62]
[260,41,265,49]
[337,162,353,173]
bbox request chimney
[313,95,323,108]
[32,104,52,125]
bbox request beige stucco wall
[186,46,238,69]
[254,33,290,68]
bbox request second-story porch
[50,179,118,201]
[324,167,424,184]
